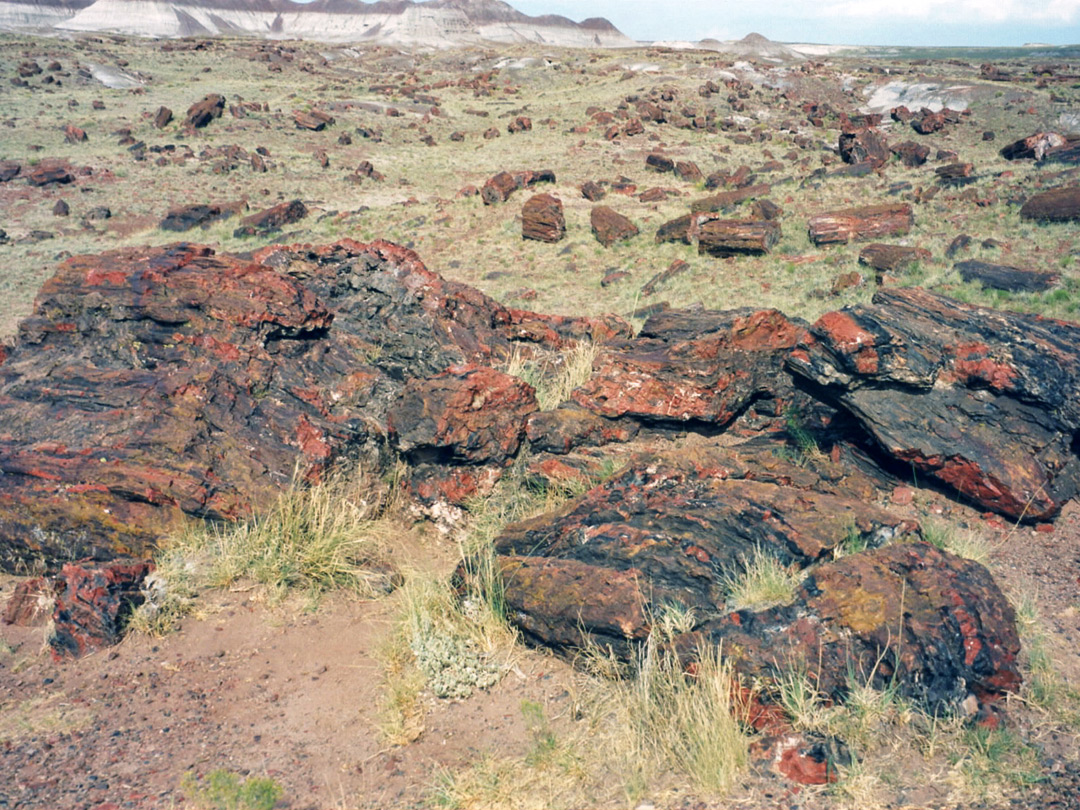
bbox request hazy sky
[510,0,1080,47]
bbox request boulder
[293,109,335,131]
[62,124,87,144]
[581,180,606,202]
[507,116,532,134]
[935,162,975,184]
[49,558,153,659]
[153,105,173,129]
[572,308,808,427]
[911,108,945,134]
[0,240,629,570]
[787,287,1080,521]
[655,213,696,245]
[891,141,930,167]
[956,260,1060,293]
[590,206,639,247]
[160,202,244,232]
[233,199,307,237]
[675,160,703,182]
[493,442,914,656]
[389,364,536,466]
[698,219,781,257]
[839,127,889,168]
[690,183,771,214]
[1019,187,1080,223]
[521,194,565,243]
[26,164,74,187]
[1000,132,1067,161]
[481,169,555,205]
[684,542,1021,714]
[184,93,225,128]
[3,576,56,626]
[645,154,675,173]
[858,244,931,275]
[0,161,20,183]
[808,204,913,246]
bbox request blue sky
[509,0,1080,47]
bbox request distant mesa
[0,0,635,47]
[650,32,805,62]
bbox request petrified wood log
[690,183,771,214]
[858,243,931,273]
[0,241,630,570]
[590,205,639,247]
[955,260,1060,293]
[787,287,1080,520]
[698,219,781,257]
[1019,186,1080,223]
[521,194,565,243]
[808,204,913,246]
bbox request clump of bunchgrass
[720,544,803,611]
[180,769,284,810]
[504,340,600,411]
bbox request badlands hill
[0,0,635,47]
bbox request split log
[698,219,781,257]
[808,204,913,246]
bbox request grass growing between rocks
[504,340,602,411]
[720,544,804,611]
[431,636,750,809]
[129,463,405,636]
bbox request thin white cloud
[820,0,1080,23]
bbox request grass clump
[180,769,284,810]
[720,545,803,611]
[504,341,600,411]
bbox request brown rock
[787,287,1080,520]
[0,161,20,183]
[184,93,225,128]
[581,180,606,202]
[153,105,173,129]
[522,194,565,243]
[808,204,913,246]
[645,154,675,173]
[590,206,638,247]
[858,244,931,274]
[698,219,781,257]
[1000,132,1067,161]
[749,199,783,221]
[49,559,152,659]
[955,260,1059,293]
[63,124,87,144]
[912,108,945,134]
[160,202,243,232]
[675,160,703,182]
[936,162,975,183]
[233,199,307,236]
[389,364,536,466]
[526,404,639,455]
[690,183,771,214]
[687,542,1021,713]
[3,576,56,626]
[655,213,696,244]
[52,199,70,217]
[641,259,690,297]
[891,140,930,167]
[26,164,74,187]
[839,128,889,168]
[1019,187,1080,223]
[481,169,555,205]
[507,116,532,134]
[294,109,335,131]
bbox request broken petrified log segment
[581,180,606,201]
[590,205,639,247]
[655,213,696,244]
[682,542,1021,714]
[935,162,975,184]
[891,140,930,167]
[160,202,245,232]
[26,164,74,187]
[858,244,931,275]
[838,127,889,168]
[1019,186,1080,223]
[787,286,1080,521]
[956,260,1060,293]
[184,93,225,128]
[572,308,808,427]
[645,153,675,173]
[3,576,56,626]
[526,403,640,455]
[521,194,565,243]
[1000,132,1067,161]
[49,558,152,659]
[641,259,690,297]
[808,204,913,246]
[0,240,630,570]
[233,199,307,236]
[153,105,173,129]
[494,443,914,656]
[690,183,771,214]
[698,219,780,257]
[389,364,537,466]
[481,169,555,205]
[293,109,335,131]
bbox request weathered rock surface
[494,442,914,655]
[1000,131,1067,161]
[521,193,565,243]
[572,308,808,428]
[698,219,780,257]
[787,287,1080,520]
[684,542,1021,713]
[26,163,74,187]
[0,240,629,570]
[1019,187,1080,223]
[858,243,931,275]
[159,202,244,232]
[525,403,639,455]
[184,93,224,128]
[891,141,930,167]
[690,183,771,214]
[233,199,307,236]
[3,576,55,626]
[390,364,536,466]
[153,105,173,129]
[590,205,638,247]
[956,260,1060,293]
[48,558,152,659]
[839,127,889,168]
[481,169,555,205]
[808,204,913,246]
